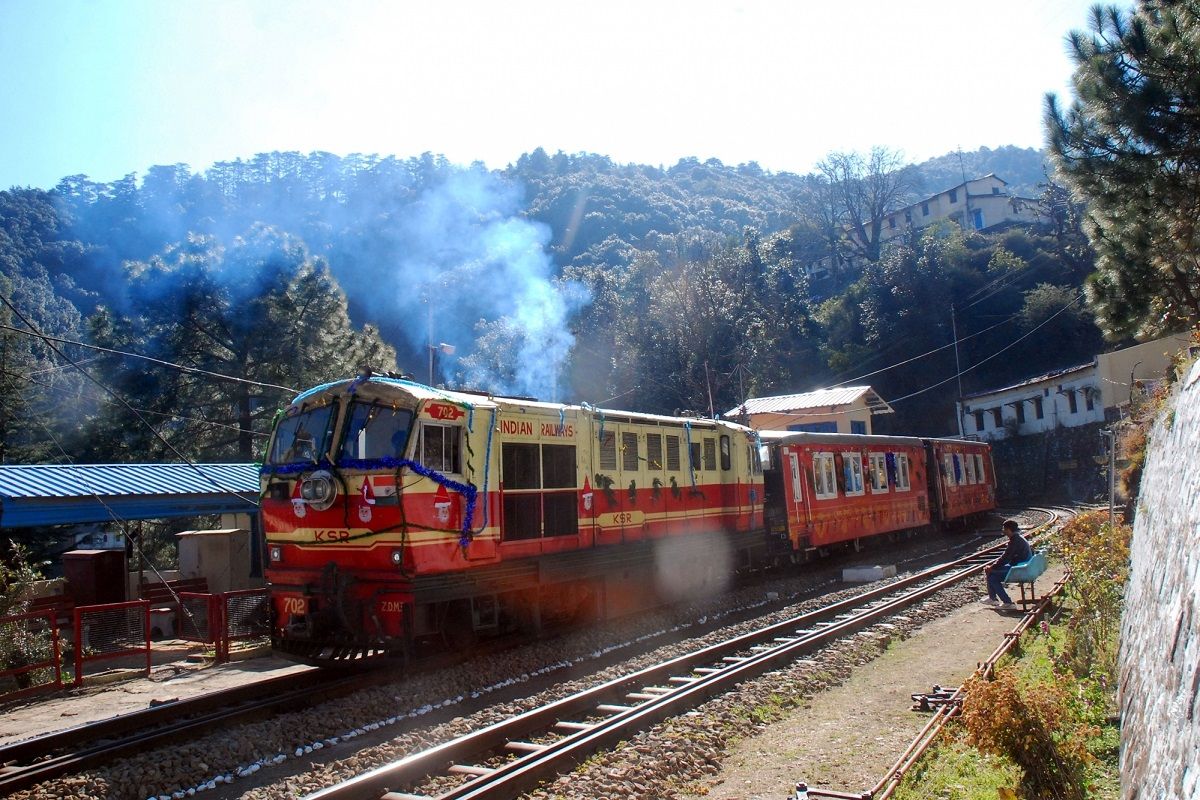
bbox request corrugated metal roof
[725,386,893,417]
[0,463,259,501]
[962,363,1093,400]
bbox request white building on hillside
[807,174,1043,279]
[956,334,1192,440]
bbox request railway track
[0,508,1068,799]
[305,511,1063,800]
[0,667,353,796]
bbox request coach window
[974,453,985,481]
[720,435,731,470]
[843,452,865,496]
[689,442,702,473]
[870,453,888,492]
[621,431,639,472]
[942,454,956,486]
[965,454,977,484]
[703,438,717,471]
[647,433,664,470]
[666,435,681,471]
[419,423,462,475]
[813,453,838,500]
[599,431,617,471]
[895,453,911,491]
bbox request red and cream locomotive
[260,375,995,663]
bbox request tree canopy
[1046,0,1200,338]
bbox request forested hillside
[0,144,1104,463]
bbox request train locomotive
[260,375,995,663]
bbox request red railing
[0,609,64,702]
[0,587,271,700]
[218,589,270,662]
[73,601,151,686]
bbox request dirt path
[679,567,1063,800]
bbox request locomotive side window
[689,442,702,473]
[419,423,462,474]
[720,435,731,471]
[502,443,540,489]
[843,451,865,496]
[666,435,681,471]
[338,401,414,461]
[502,443,578,540]
[599,431,617,470]
[895,453,911,490]
[813,452,838,499]
[269,404,336,464]
[647,433,664,470]
[869,453,888,492]
[964,454,977,484]
[974,453,985,481]
[622,432,639,472]
[703,438,717,471]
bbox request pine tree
[1046,1,1200,338]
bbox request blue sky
[0,0,1109,190]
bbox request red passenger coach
[260,376,764,663]
[925,438,996,526]
[762,432,931,553]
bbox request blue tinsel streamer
[261,458,478,543]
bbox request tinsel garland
[260,458,479,545]
[340,457,477,543]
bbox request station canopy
[0,463,259,528]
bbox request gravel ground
[8,528,1005,800]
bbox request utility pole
[1101,427,1116,528]
[704,361,715,419]
[951,305,965,437]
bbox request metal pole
[1108,429,1116,528]
[952,305,965,438]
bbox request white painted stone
[841,564,897,582]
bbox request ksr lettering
[612,512,636,524]
[314,529,351,542]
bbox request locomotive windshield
[267,404,336,464]
[338,400,415,461]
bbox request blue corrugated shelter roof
[0,463,260,528]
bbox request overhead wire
[0,323,299,394]
[0,293,260,507]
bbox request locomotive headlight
[270,545,282,562]
[390,548,403,565]
[299,470,337,510]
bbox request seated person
[982,519,1032,610]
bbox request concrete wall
[1096,333,1191,411]
[1119,358,1200,800]
[988,421,1108,503]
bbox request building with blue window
[725,386,893,434]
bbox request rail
[304,539,1020,800]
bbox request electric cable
[0,293,259,507]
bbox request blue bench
[1003,552,1047,608]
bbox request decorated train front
[261,375,764,662]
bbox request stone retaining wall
[1119,358,1200,799]
[989,421,1109,503]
